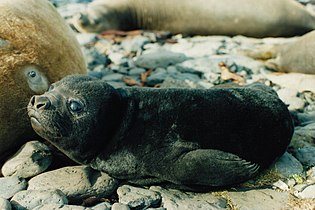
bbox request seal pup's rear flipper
[157,149,260,188]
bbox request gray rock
[91,202,112,210]
[0,198,11,210]
[272,152,304,178]
[117,185,161,209]
[227,188,289,210]
[83,47,109,70]
[102,73,124,82]
[1,141,52,178]
[293,143,315,167]
[121,35,150,53]
[28,166,118,202]
[135,50,188,69]
[296,184,315,199]
[150,186,227,210]
[146,72,168,86]
[11,190,68,210]
[111,203,130,210]
[108,52,127,65]
[276,88,305,111]
[0,176,27,199]
[292,122,315,144]
[76,33,97,46]
[307,167,315,182]
[33,204,86,210]
[129,68,146,76]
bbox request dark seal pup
[27,75,293,189]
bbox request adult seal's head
[0,0,86,160]
[28,75,293,189]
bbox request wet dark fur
[28,75,293,189]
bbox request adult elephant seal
[72,0,315,37]
[28,75,293,189]
[0,0,86,160]
[263,30,315,74]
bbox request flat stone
[76,33,97,46]
[227,188,289,210]
[272,152,304,178]
[276,88,305,111]
[0,197,11,210]
[121,35,150,53]
[293,143,315,167]
[91,202,112,210]
[150,186,227,210]
[135,50,188,69]
[102,73,124,81]
[264,73,315,93]
[129,68,146,76]
[296,184,315,199]
[33,204,86,210]
[0,176,27,199]
[1,141,52,178]
[111,203,130,210]
[11,190,68,210]
[292,122,315,144]
[117,185,161,209]
[28,166,118,202]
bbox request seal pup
[0,0,86,160]
[72,0,315,38]
[28,75,293,189]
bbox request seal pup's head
[27,75,123,164]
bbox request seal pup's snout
[30,95,51,110]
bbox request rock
[0,197,11,210]
[227,188,289,210]
[264,72,315,93]
[146,71,168,86]
[0,176,27,199]
[108,52,127,65]
[272,180,289,191]
[307,167,315,182]
[135,50,188,69]
[11,190,68,210]
[129,68,146,76]
[1,141,52,178]
[121,35,150,53]
[82,47,109,70]
[292,123,315,144]
[292,143,315,167]
[272,152,304,178]
[296,184,315,199]
[150,186,227,210]
[102,73,124,82]
[33,204,86,210]
[111,203,130,210]
[91,202,112,210]
[276,88,305,111]
[76,33,97,46]
[117,185,161,209]
[28,166,118,202]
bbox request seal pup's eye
[68,99,84,113]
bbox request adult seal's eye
[22,66,49,94]
[28,70,37,78]
[68,99,84,113]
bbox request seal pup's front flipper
[156,149,260,188]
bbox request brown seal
[0,0,86,160]
[28,75,293,189]
[73,0,315,37]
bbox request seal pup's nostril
[34,95,51,110]
[30,96,35,106]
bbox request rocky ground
[1,0,315,209]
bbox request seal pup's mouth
[27,107,44,131]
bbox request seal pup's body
[28,75,293,189]
[73,0,315,38]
